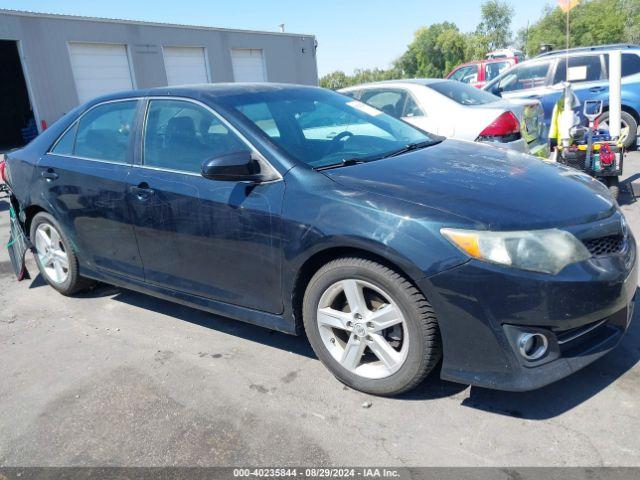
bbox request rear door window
[74,101,138,163]
[360,89,407,118]
[553,55,604,84]
[402,94,424,117]
[497,60,552,92]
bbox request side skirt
[80,267,298,335]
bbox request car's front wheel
[303,257,441,396]
[30,212,92,295]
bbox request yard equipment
[556,98,624,199]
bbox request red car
[446,58,517,89]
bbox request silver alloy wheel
[598,117,630,145]
[34,223,69,284]
[316,279,409,379]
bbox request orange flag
[558,0,580,12]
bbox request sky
[0,0,552,76]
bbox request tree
[394,22,468,78]
[475,0,514,51]
[523,0,635,57]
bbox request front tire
[30,212,92,295]
[604,176,620,200]
[303,257,441,396]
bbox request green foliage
[476,0,515,50]
[319,0,640,90]
[523,0,640,57]
[319,67,402,90]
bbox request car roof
[83,82,321,105]
[339,79,447,91]
[536,44,640,58]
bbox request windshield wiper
[382,140,441,159]
[314,157,366,171]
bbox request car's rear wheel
[30,212,92,295]
[598,111,637,150]
[303,257,441,396]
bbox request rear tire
[30,212,93,295]
[303,257,442,396]
[598,111,637,150]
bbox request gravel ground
[0,152,639,467]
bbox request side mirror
[201,151,274,182]
[493,86,503,97]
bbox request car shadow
[87,283,318,359]
[619,178,637,205]
[35,279,640,414]
[460,286,640,420]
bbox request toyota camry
[3,84,636,395]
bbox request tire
[30,212,92,295]
[598,111,638,150]
[604,176,620,200]
[303,257,441,396]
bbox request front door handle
[129,183,154,200]
[41,169,59,181]
[589,86,606,92]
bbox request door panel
[127,168,285,313]
[36,154,143,277]
[128,98,284,313]
[37,100,143,277]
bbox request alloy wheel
[598,118,630,145]
[34,223,69,284]
[316,279,409,379]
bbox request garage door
[68,43,134,104]
[163,46,209,85]
[231,49,267,82]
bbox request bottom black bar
[1,468,639,480]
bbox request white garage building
[0,9,318,150]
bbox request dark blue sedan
[4,84,637,395]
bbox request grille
[582,235,625,256]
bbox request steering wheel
[326,131,354,154]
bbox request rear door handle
[590,86,606,92]
[129,183,154,200]
[41,169,59,181]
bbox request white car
[339,79,548,155]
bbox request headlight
[441,228,591,275]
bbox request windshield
[428,80,499,105]
[216,87,435,169]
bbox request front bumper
[420,221,637,391]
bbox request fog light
[517,332,548,361]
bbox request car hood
[323,139,616,230]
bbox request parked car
[486,48,525,63]
[483,44,640,149]
[339,79,548,156]
[446,58,517,88]
[4,84,636,396]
